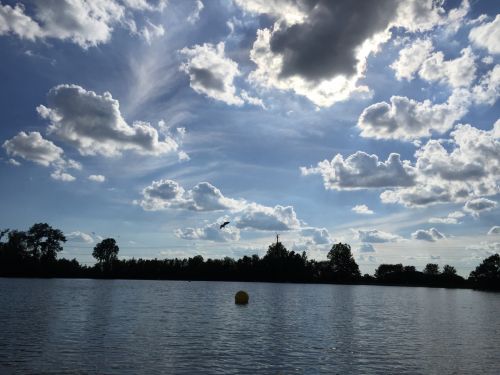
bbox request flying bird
[220,221,230,229]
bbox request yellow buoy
[235,290,249,305]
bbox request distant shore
[0,272,491,292]
[2,223,499,291]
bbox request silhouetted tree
[327,243,360,281]
[443,265,457,275]
[423,263,440,275]
[265,240,289,259]
[404,265,416,273]
[93,238,119,271]
[1,222,497,289]
[26,223,66,262]
[469,254,500,290]
[375,264,403,279]
[0,230,29,269]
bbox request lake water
[1,279,499,374]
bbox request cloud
[429,211,465,224]
[50,170,76,182]
[380,185,453,207]
[235,203,301,231]
[8,158,21,166]
[488,226,500,236]
[358,90,470,141]
[88,174,106,182]
[306,119,499,209]
[0,3,42,41]
[381,121,500,207]
[412,228,445,242]
[238,0,457,106]
[466,241,500,256]
[482,56,494,65]
[463,198,497,217]
[138,179,245,212]
[0,0,166,48]
[175,221,240,242]
[2,131,81,180]
[139,178,306,232]
[3,131,64,167]
[38,84,180,157]
[352,204,374,215]
[418,47,477,89]
[180,42,244,106]
[301,151,415,190]
[358,243,375,253]
[67,231,94,244]
[122,0,167,11]
[136,21,165,44]
[356,229,402,243]
[391,38,434,81]
[299,227,332,245]
[472,64,500,105]
[234,0,309,24]
[357,254,377,263]
[187,0,204,24]
[469,15,500,55]
[240,90,266,109]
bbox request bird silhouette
[220,221,230,229]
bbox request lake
[0,278,499,374]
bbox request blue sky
[0,0,499,275]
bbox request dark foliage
[93,238,119,272]
[469,254,500,290]
[326,243,361,282]
[0,223,498,290]
[374,262,467,288]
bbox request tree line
[1,223,499,290]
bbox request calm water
[1,279,499,374]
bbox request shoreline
[1,275,493,291]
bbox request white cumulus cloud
[412,228,445,242]
[175,221,240,242]
[180,42,244,106]
[299,227,332,245]
[352,204,374,215]
[463,198,497,217]
[67,231,94,244]
[358,90,470,141]
[429,211,465,224]
[2,131,81,180]
[138,179,245,212]
[356,229,402,243]
[0,0,166,48]
[391,38,434,81]
[235,203,301,231]
[469,14,500,55]
[301,151,415,190]
[38,84,180,157]
[88,174,106,182]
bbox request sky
[0,0,499,276]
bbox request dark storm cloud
[189,68,225,92]
[269,0,397,81]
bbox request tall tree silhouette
[423,263,440,275]
[443,265,457,275]
[26,223,66,262]
[469,254,500,290]
[327,243,360,281]
[93,238,119,271]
